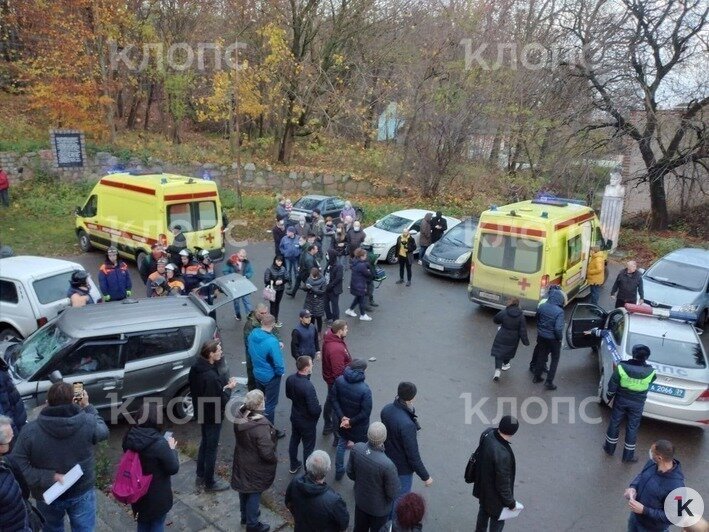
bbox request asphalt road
[70,243,708,531]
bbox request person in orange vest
[146,258,168,297]
[98,247,132,301]
[586,246,605,305]
[179,249,201,292]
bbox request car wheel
[596,367,608,406]
[0,327,20,343]
[385,246,397,265]
[172,386,193,420]
[77,230,93,252]
[135,249,148,268]
[354,209,364,222]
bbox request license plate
[478,292,500,302]
[429,263,444,271]
[649,383,685,398]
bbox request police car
[566,303,709,427]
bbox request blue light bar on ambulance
[532,194,587,207]
[624,303,698,323]
[106,164,126,174]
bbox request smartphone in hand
[73,382,84,402]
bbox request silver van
[0,274,255,421]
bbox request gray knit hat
[367,421,387,445]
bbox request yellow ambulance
[75,172,225,264]
[468,196,611,315]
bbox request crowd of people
[0,193,705,532]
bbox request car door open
[189,273,258,315]
[566,303,608,349]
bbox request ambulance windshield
[478,233,543,274]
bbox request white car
[364,209,461,264]
[0,256,102,341]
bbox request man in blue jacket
[380,382,432,501]
[98,246,132,302]
[625,439,684,531]
[331,358,372,480]
[532,287,566,390]
[285,355,322,474]
[248,314,286,437]
[279,226,302,287]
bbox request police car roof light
[624,303,698,323]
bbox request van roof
[482,199,594,225]
[0,256,83,280]
[57,296,212,338]
[98,173,218,195]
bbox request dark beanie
[349,358,368,371]
[632,344,651,361]
[498,415,519,436]
[397,382,417,401]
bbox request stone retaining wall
[0,149,392,197]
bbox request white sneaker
[359,314,372,321]
[493,369,501,381]
[345,309,357,317]
[501,363,511,371]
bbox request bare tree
[562,0,708,229]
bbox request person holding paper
[472,415,519,532]
[10,381,109,532]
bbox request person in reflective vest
[604,344,655,463]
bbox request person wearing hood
[280,227,302,287]
[394,230,417,287]
[285,450,350,532]
[324,248,344,322]
[188,341,237,492]
[247,314,286,436]
[331,359,373,481]
[230,390,278,532]
[430,211,447,243]
[625,440,685,531]
[380,382,432,504]
[11,381,109,531]
[418,213,433,265]
[321,320,352,440]
[346,221,366,260]
[67,270,95,307]
[285,356,322,475]
[304,267,327,331]
[122,402,179,531]
[490,298,529,381]
[340,201,357,223]
[98,246,132,302]
[264,255,288,325]
[531,286,566,390]
[347,422,400,532]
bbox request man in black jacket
[285,355,322,474]
[188,340,236,492]
[0,416,29,531]
[285,449,350,531]
[610,260,644,308]
[380,382,432,501]
[347,422,400,532]
[288,244,320,297]
[430,211,448,243]
[473,415,519,532]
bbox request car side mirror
[75,206,82,216]
[48,370,63,383]
[638,268,646,275]
[409,230,418,236]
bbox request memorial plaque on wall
[51,130,85,168]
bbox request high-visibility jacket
[608,360,656,402]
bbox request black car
[422,218,478,280]
[288,195,364,224]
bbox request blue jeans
[589,284,601,305]
[285,257,299,285]
[232,295,253,318]
[38,488,96,532]
[335,434,349,477]
[349,294,367,315]
[627,513,662,532]
[239,492,262,527]
[256,375,281,425]
[389,473,414,519]
[137,515,167,532]
[289,421,317,469]
[196,422,223,487]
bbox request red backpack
[111,449,153,504]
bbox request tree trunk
[126,95,141,129]
[647,168,669,230]
[489,127,502,166]
[143,83,154,131]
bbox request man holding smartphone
[189,341,236,492]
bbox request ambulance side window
[196,201,217,230]
[566,234,583,267]
[83,195,97,217]
[168,203,193,232]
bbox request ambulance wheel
[386,246,397,264]
[172,386,193,420]
[78,230,93,252]
[136,250,148,268]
